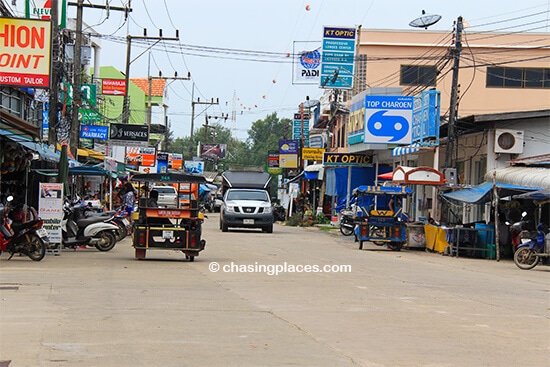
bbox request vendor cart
[354,185,413,251]
[131,173,207,261]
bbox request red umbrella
[377,171,393,180]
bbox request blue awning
[391,143,421,157]
[441,182,541,204]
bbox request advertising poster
[38,183,63,244]
[169,153,183,170]
[184,160,204,174]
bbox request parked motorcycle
[0,196,48,261]
[514,223,549,270]
[339,207,356,236]
[273,204,286,222]
[62,199,119,251]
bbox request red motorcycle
[0,196,48,261]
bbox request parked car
[151,186,178,208]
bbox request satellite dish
[409,10,442,29]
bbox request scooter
[62,200,119,251]
[339,207,356,236]
[514,223,549,270]
[0,196,48,261]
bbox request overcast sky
[11,1,550,140]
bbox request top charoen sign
[0,18,51,88]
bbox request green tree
[247,113,291,168]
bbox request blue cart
[353,185,412,251]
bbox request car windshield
[227,190,269,201]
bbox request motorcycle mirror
[521,211,528,218]
[6,195,13,202]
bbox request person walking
[122,182,136,217]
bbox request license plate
[162,230,174,239]
[243,219,254,225]
[122,218,130,226]
[37,228,48,238]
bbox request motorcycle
[0,196,48,261]
[62,199,119,251]
[339,206,356,236]
[273,204,286,222]
[514,223,549,270]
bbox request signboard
[200,143,227,159]
[0,18,51,88]
[184,160,204,174]
[348,91,367,145]
[279,154,298,169]
[292,113,310,146]
[78,108,101,123]
[323,152,372,166]
[412,90,440,146]
[279,139,299,168]
[292,41,321,85]
[101,78,126,96]
[320,26,356,89]
[157,152,169,173]
[126,146,156,167]
[38,183,63,244]
[267,151,282,174]
[302,148,325,161]
[80,125,108,140]
[169,153,183,170]
[109,123,149,147]
[364,95,413,145]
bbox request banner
[109,123,149,147]
[38,183,63,244]
[200,143,227,159]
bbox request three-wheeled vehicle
[352,185,412,251]
[131,173,207,261]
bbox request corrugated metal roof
[508,154,550,166]
[485,167,550,190]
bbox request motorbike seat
[76,216,111,227]
[11,220,41,232]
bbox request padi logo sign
[300,49,320,77]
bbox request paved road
[1,213,548,366]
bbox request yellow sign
[302,148,325,161]
[279,154,298,168]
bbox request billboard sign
[126,147,156,167]
[200,143,227,159]
[109,123,149,147]
[80,125,108,140]
[101,78,126,95]
[364,95,413,145]
[412,90,440,146]
[320,26,356,89]
[0,18,51,88]
[292,41,321,85]
[169,153,183,170]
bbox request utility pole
[147,71,191,127]
[190,98,219,159]
[444,16,463,170]
[203,113,228,141]
[48,0,59,146]
[123,30,179,124]
[68,0,131,156]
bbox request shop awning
[19,141,60,163]
[304,164,324,180]
[485,166,550,190]
[391,143,421,157]
[441,182,541,204]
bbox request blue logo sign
[300,50,320,69]
[366,111,409,142]
[364,96,413,145]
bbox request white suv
[151,186,178,208]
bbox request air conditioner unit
[494,129,524,154]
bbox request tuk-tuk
[131,173,207,261]
[352,185,412,251]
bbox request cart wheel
[388,242,403,251]
[135,248,146,259]
[359,240,363,250]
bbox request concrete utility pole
[190,98,219,159]
[48,0,59,146]
[68,0,131,156]
[147,72,191,127]
[203,113,228,141]
[444,16,463,170]
[122,30,179,124]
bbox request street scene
[1,216,549,367]
[1,1,550,366]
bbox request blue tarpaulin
[441,181,541,204]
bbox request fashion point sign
[0,18,51,88]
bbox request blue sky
[11,0,550,140]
